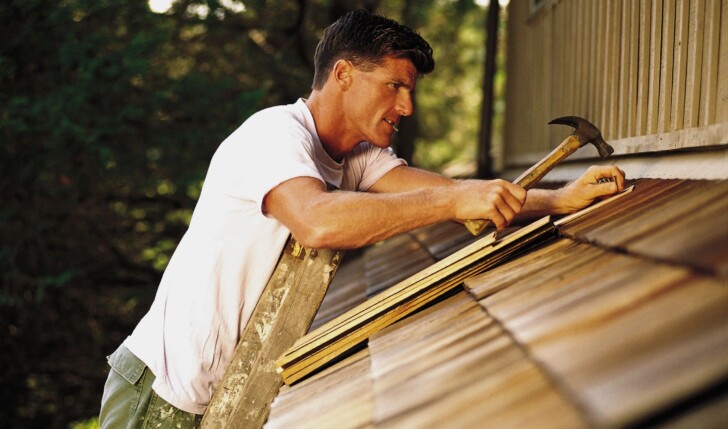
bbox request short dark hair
[311,10,435,90]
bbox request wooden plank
[364,234,434,297]
[607,0,623,140]
[368,293,586,429]
[684,0,706,128]
[509,271,728,428]
[565,0,576,119]
[588,0,599,120]
[717,0,728,122]
[264,350,373,429]
[469,227,728,427]
[554,185,635,227]
[647,0,664,134]
[200,237,343,429]
[557,179,683,236]
[504,0,531,162]
[276,218,556,384]
[310,255,367,330]
[551,1,566,119]
[699,0,721,126]
[543,3,554,147]
[580,181,728,253]
[410,221,481,260]
[465,238,597,301]
[618,0,633,138]
[625,181,728,276]
[636,0,652,135]
[658,0,676,133]
[484,248,628,322]
[671,0,690,130]
[278,223,555,384]
[574,0,584,116]
[627,0,639,137]
[593,0,607,124]
[580,2,598,118]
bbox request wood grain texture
[647,0,665,134]
[684,0,705,128]
[368,292,587,429]
[310,254,367,330]
[276,218,556,384]
[700,0,721,126]
[468,237,728,428]
[560,179,728,275]
[201,237,343,429]
[718,0,728,122]
[264,350,373,429]
[636,0,652,136]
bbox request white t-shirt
[124,99,405,414]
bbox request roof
[264,178,728,429]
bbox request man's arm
[370,164,625,217]
[263,167,525,249]
[264,164,625,249]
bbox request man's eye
[390,83,401,90]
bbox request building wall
[503,0,728,180]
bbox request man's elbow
[290,222,336,249]
[290,222,364,250]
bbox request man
[100,9,625,428]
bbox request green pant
[99,345,202,429]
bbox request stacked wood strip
[311,222,482,331]
[275,217,556,384]
[367,291,587,429]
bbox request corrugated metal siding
[504,0,728,168]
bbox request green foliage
[68,417,99,429]
[0,0,499,426]
[381,0,490,174]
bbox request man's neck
[305,91,354,162]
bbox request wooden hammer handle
[464,135,582,236]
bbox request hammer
[464,116,614,236]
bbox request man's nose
[397,92,414,117]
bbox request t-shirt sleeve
[211,110,324,212]
[344,143,407,191]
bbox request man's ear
[332,60,354,89]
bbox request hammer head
[548,116,614,157]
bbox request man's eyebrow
[391,78,415,89]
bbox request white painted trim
[501,147,728,182]
[507,122,728,166]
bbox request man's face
[343,56,418,149]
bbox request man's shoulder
[246,99,307,126]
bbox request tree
[0,1,493,426]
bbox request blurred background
[0,0,508,427]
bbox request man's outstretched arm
[263,164,624,249]
[263,170,525,249]
[370,164,625,218]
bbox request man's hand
[451,179,526,231]
[553,165,626,213]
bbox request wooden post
[477,0,501,179]
[200,236,343,429]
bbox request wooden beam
[200,237,343,429]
